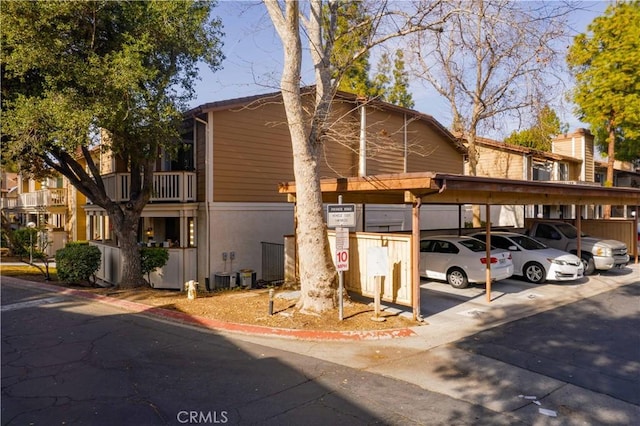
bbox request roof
[279,171,640,206]
[185,87,466,154]
[472,136,581,163]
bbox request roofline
[470,135,581,163]
[184,87,466,154]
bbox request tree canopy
[567,1,640,167]
[1,0,224,287]
[504,106,566,151]
[328,2,414,108]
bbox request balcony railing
[101,171,196,203]
[0,188,66,210]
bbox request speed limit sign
[336,249,349,271]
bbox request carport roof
[279,172,640,206]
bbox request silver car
[471,232,583,284]
[420,235,514,288]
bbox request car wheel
[447,268,469,289]
[523,262,546,284]
[581,254,596,275]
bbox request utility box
[238,269,256,288]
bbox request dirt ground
[1,261,417,331]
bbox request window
[420,240,435,253]
[458,238,486,252]
[490,236,512,250]
[558,163,568,181]
[434,241,459,254]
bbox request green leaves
[567,2,640,161]
[1,0,224,178]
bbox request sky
[190,1,612,140]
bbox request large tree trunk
[266,1,337,313]
[108,204,146,288]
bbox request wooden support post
[485,205,492,303]
[412,199,422,321]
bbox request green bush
[56,244,102,284]
[140,247,170,284]
[11,228,36,258]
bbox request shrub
[11,228,36,258]
[140,247,169,285]
[56,244,102,284]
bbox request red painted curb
[6,279,418,341]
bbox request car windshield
[510,234,546,250]
[556,223,588,238]
[458,238,486,252]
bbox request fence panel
[261,241,285,284]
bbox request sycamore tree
[409,0,571,226]
[1,1,223,288]
[567,2,640,218]
[263,0,448,314]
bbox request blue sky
[190,1,611,139]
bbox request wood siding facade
[201,92,465,203]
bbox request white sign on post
[335,227,349,250]
[367,247,389,277]
[327,204,356,228]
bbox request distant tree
[386,50,414,108]
[410,0,571,226]
[504,106,566,151]
[371,50,414,108]
[567,2,640,217]
[1,1,224,287]
[327,2,413,107]
[330,1,372,96]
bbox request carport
[279,172,640,320]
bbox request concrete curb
[3,278,418,341]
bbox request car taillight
[480,257,498,264]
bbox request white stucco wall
[207,202,294,283]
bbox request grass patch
[0,263,57,281]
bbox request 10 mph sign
[335,227,349,271]
[336,250,349,271]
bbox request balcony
[0,188,66,210]
[101,171,196,203]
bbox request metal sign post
[329,196,356,321]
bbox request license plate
[499,258,506,264]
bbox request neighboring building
[464,128,639,227]
[0,170,87,255]
[87,90,467,288]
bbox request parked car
[525,220,628,275]
[419,236,513,288]
[471,232,584,284]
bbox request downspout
[403,113,408,173]
[359,103,366,231]
[194,115,209,288]
[359,104,366,176]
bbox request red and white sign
[336,249,349,271]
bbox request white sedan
[420,236,513,288]
[471,232,584,284]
